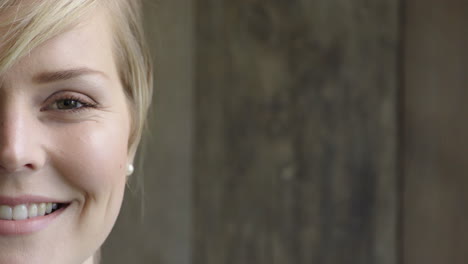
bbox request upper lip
[0,195,68,206]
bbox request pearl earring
[126,164,134,176]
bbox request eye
[55,99,84,110]
[42,93,98,113]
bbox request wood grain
[194,1,401,263]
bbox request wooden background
[102,0,468,263]
[194,0,399,263]
[404,0,468,263]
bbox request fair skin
[0,6,131,264]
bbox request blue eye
[41,92,99,113]
[55,99,84,110]
[44,94,98,113]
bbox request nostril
[0,160,38,173]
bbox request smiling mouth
[0,203,69,221]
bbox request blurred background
[102,0,468,263]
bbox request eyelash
[44,94,98,113]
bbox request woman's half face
[0,6,131,264]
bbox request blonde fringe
[0,0,97,73]
[0,0,153,157]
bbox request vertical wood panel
[194,1,400,263]
[404,0,468,263]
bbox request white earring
[126,164,134,176]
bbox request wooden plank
[194,1,400,263]
[403,0,468,263]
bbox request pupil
[59,99,79,109]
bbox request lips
[0,195,70,236]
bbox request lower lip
[0,206,68,236]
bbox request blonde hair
[0,0,153,157]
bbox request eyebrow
[33,68,108,84]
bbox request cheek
[48,119,130,200]
[39,113,132,262]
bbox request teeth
[38,203,46,216]
[13,205,28,220]
[0,203,60,221]
[46,203,52,214]
[28,204,38,218]
[0,206,12,220]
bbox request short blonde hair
[0,0,153,156]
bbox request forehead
[0,6,118,83]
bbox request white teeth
[13,205,28,220]
[38,203,46,216]
[0,203,61,220]
[46,203,52,214]
[28,204,38,218]
[0,205,12,220]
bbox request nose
[0,102,45,173]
